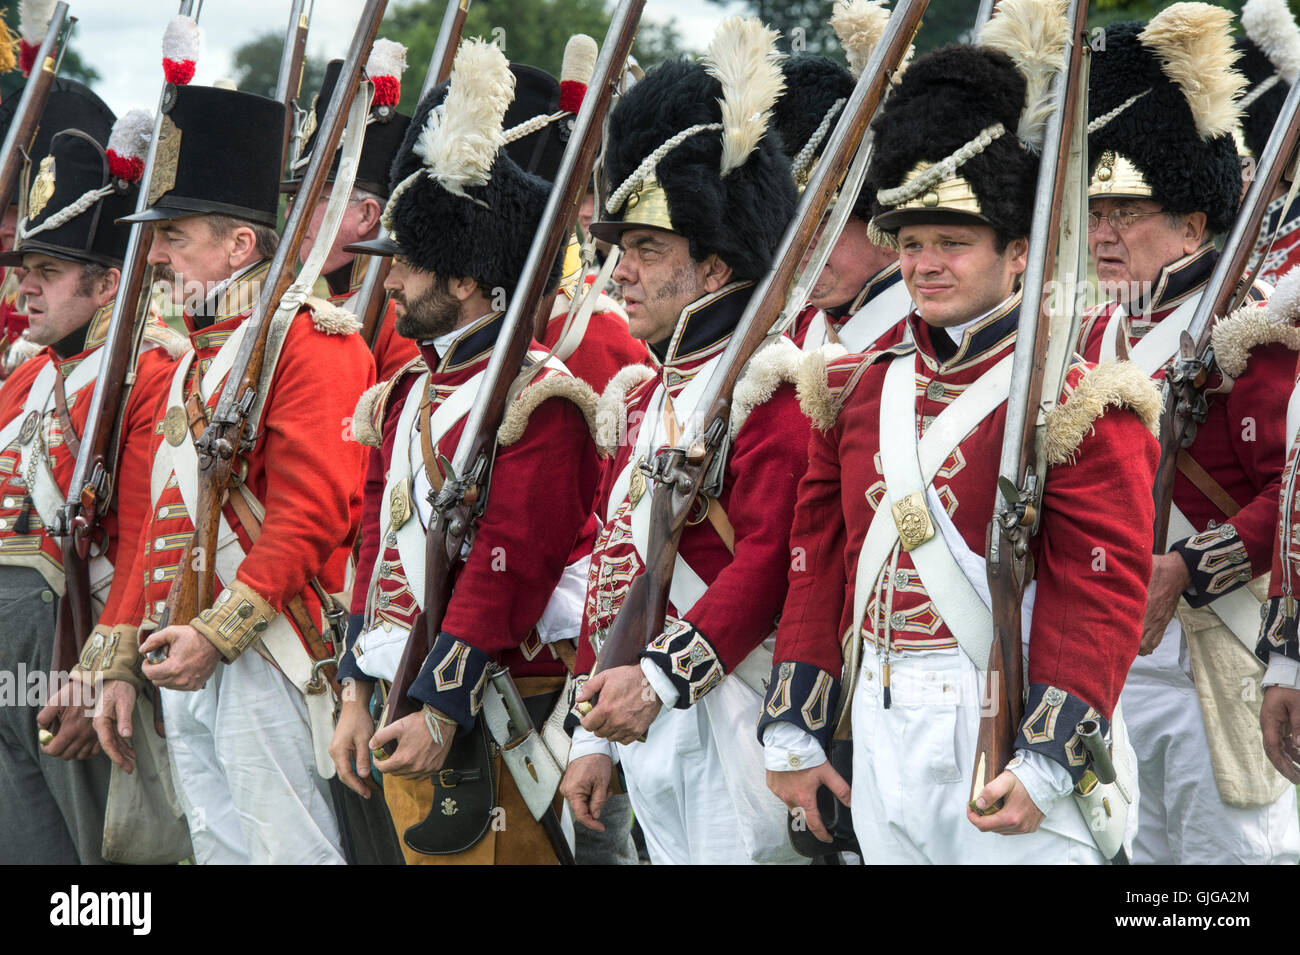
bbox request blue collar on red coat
[649,280,753,370]
[907,290,1022,374]
[418,310,507,374]
[838,260,903,320]
[1139,244,1215,316]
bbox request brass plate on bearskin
[28,156,56,220]
[628,455,647,508]
[389,476,412,529]
[163,405,189,447]
[891,490,935,551]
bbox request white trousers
[161,649,344,865]
[1123,620,1300,865]
[618,682,806,866]
[851,647,1105,864]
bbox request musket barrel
[1076,718,1117,785]
[0,2,69,213]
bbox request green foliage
[377,0,686,114]
[232,31,327,103]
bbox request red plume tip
[162,58,196,85]
[19,40,44,77]
[558,80,586,114]
[370,74,400,108]
[106,150,145,184]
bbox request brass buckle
[438,769,459,788]
[891,490,935,551]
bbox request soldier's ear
[700,253,733,294]
[1181,211,1208,254]
[95,268,122,307]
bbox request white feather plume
[1243,0,1300,85]
[19,0,56,44]
[416,39,514,197]
[1269,264,1300,323]
[704,16,785,177]
[107,109,154,163]
[980,0,1068,153]
[1139,2,1245,140]
[561,34,598,85]
[367,38,408,80]
[163,15,200,63]
[830,0,891,79]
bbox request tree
[231,32,327,103]
[380,0,685,113]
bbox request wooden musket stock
[375,0,645,746]
[0,3,70,223]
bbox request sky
[74,0,749,116]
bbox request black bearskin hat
[376,39,563,299]
[1088,6,1245,234]
[773,56,856,198]
[283,41,413,199]
[589,18,796,282]
[863,44,1036,242]
[1234,0,1300,161]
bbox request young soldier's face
[1087,197,1207,304]
[18,253,117,347]
[806,216,896,311]
[897,223,1027,327]
[612,228,709,346]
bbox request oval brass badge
[389,477,412,530]
[18,411,40,445]
[163,405,189,447]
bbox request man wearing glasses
[1077,12,1300,864]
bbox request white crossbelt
[12,354,112,598]
[852,352,1015,671]
[1097,294,1200,373]
[804,279,914,353]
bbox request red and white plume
[105,110,153,184]
[559,34,598,113]
[19,0,57,77]
[366,38,408,109]
[162,15,200,85]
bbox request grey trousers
[0,566,111,864]
[573,791,639,865]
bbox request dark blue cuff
[1170,523,1254,607]
[1015,683,1108,787]
[1257,596,1300,665]
[756,660,840,749]
[562,673,589,736]
[407,631,491,730]
[336,613,368,684]
[640,618,725,708]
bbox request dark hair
[75,262,112,296]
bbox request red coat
[341,310,600,728]
[1255,192,1300,287]
[1260,348,1300,665]
[766,295,1159,781]
[0,307,178,629]
[787,261,909,351]
[108,262,375,659]
[1077,245,1288,604]
[573,282,812,707]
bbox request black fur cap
[863,44,1037,240]
[1089,21,1240,234]
[1235,35,1289,161]
[592,57,797,282]
[383,80,563,299]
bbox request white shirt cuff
[1263,653,1300,690]
[569,725,618,765]
[640,656,680,709]
[761,721,828,772]
[1008,748,1073,815]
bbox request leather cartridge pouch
[786,738,859,859]
[402,718,497,856]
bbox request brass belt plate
[162,404,189,447]
[389,476,412,530]
[891,490,935,551]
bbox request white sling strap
[851,352,1015,670]
[838,280,914,353]
[19,352,103,526]
[1098,294,1200,374]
